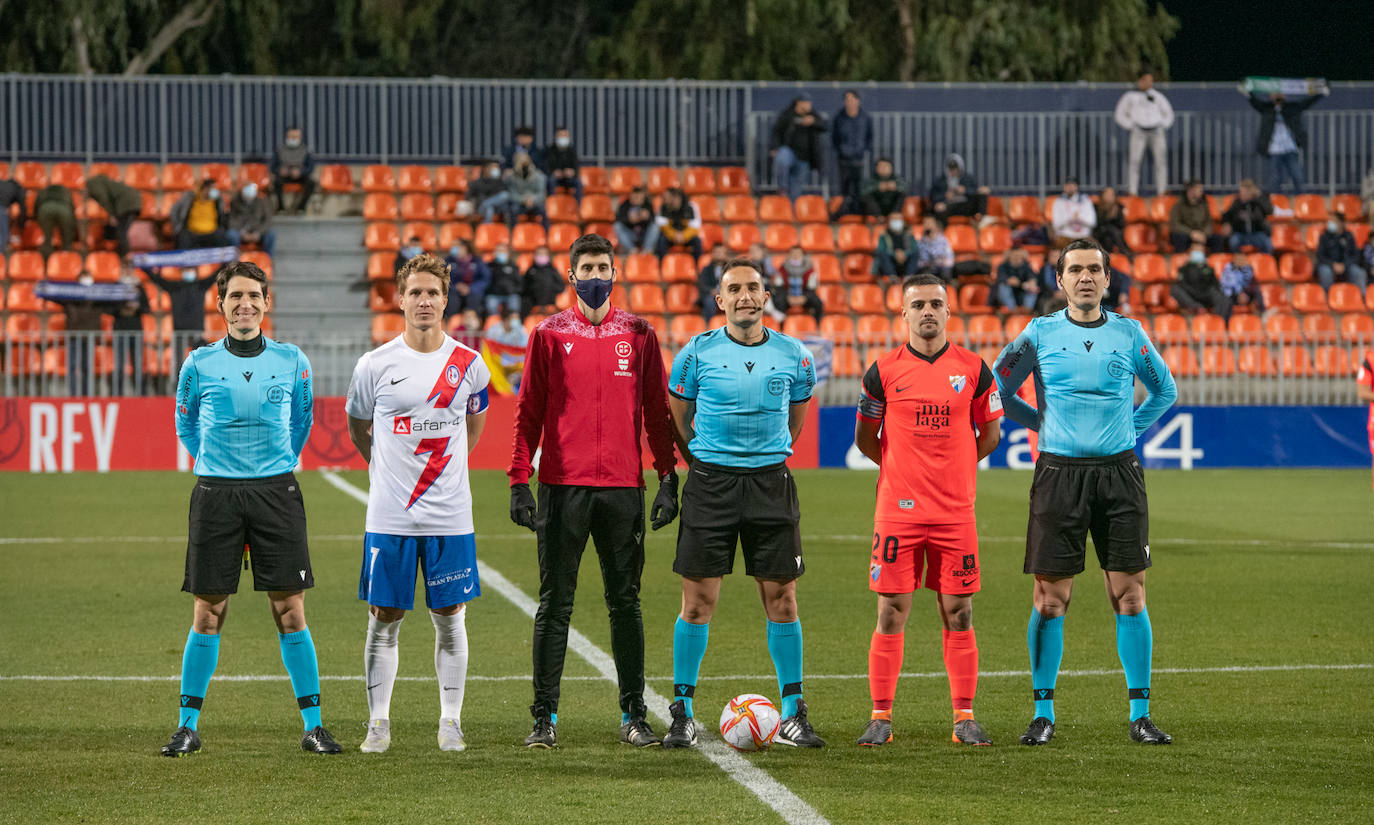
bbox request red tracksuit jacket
[508,304,677,487]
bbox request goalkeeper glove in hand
[650,472,679,531]
[510,483,536,531]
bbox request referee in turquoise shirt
[661,258,824,750]
[161,260,340,757]
[994,238,1177,747]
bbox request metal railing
[4,331,1368,407]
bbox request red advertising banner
[0,397,819,472]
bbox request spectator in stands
[1093,187,1131,258]
[860,158,907,220]
[171,179,230,249]
[85,174,142,258]
[1316,211,1369,293]
[613,186,660,254]
[1221,250,1265,317]
[0,174,24,251]
[106,269,150,395]
[145,264,216,347]
[746,241,777,281]
[486,241,523,318]
[1050,176,1095,247]
[770,95,827,201]
[929,153,989,226]
[62,270,102,395]
[914,215,955,283]
[1248,89,1327,195]
[228,182,276,257]
[1169,179,1221,253]
[502,125,545,172]
[1171,244,1229,318]
[522,244,563,318]
[1037,249,1068,314]
[505,152,548,228]
[1364,232,1374,284]
[697,242,729,322]
[654,187,702,259]
[470,160,511,223]
[831,90,873,219]
[271,126,316,215]
[444,239,489,319]
[994,245,1039,311]
[872,212,918,283]
[544,125,582,201]
[1114,68,1174,197]
[1102,265,1133,315]
[452,308,484,350]
[1221,179,1273,253]
[769,245,823,323]
[486,310,530,391]
[1363,169,1374,228]
[395,235,426,276]
[35,184,77,257]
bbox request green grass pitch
[1,468,1371,824]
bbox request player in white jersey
[346,253,491,753]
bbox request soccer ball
[719,694,780,751]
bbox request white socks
[431,609,469,724]
[363,614,402,720]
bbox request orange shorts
[869,521,980,595]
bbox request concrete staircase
[268,216,372,336]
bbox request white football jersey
[345,335,491,535]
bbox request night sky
[1164,0,1374,81]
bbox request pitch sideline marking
[318,469,830,825]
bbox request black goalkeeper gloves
[650,472,679,531]
[510,483,536,531]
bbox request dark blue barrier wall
[818,406,1370,469]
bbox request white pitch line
[5,663,1369,684]
[319,469,829,825]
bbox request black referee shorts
[674,461,803,581]
[182,472,313,595]
[1025,450,1151,577]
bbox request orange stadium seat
[45,251,83,281]
[947,225,978,255]
[1279,345,1313,376]
[815,286,848,315]
[1328,283,1364,314]
[1148,195,1176,224]
[547,222,581,251]
[362,165,397,193]
[817,313,854,341]
[610,167,642,195]
[199,163,232,192]
[966,315,1002,346]
[1301,314,1337,343]
[6,282,42,312]
[398,165,433,194]
[50,162,85,190]
[369,281,397,313]
[856,314,892,345]
[400,193,435,222]
[1302,223,1324,251]
[662,253,697,284]
[372,314,405,344]
[1271,223,1303,253]
[545,195,580,224]
[624,254,660,283]
[12,161,47,190]
[1191,314,1227,344]
[1290,284,1328,314]
[579,195,615,223]
[717,167,750,195]
[1279,253,1312,283]
[811,253,840,283]
[1341,313,1374,341]
[1228,314,1263,343]
[629,285,666,314]
[670,315,706,345]
[239,163,271,189]
[435,193,462,220]
[794,195,829,224]
[1264,313,1301,342]
[647,167,679,195]
[898,197,922,227]
[510,223,546,253]
[682,167,716,195]
[1250,253,1278,282]
[727,223,761,253]
[586,223,616,246]
[1200,345,1236,376]
[1238,345,1275,376]
[86,161,120,182]
[799,224,835,254]
[1313,345,1352,377]
[847,285,883,317]
[692,197,721,224]
[1368,285,1374,311]
[579,166,609,195]
[665,284,697,314]
[1152,313,1190,345]
[722,196,757,224]
[319,165,355,194]
[85,252,121,283]
[1120,196,1148,224]
[783,316,818,337]
[1142,284,1177,313]
[6,251,44,282]
[1161,346,1198,377]
[1353,224,1371,249]
[959,283,991,315]
[365,222,401,252]
[698,223,724,250]
[884,284,903,313]
[433,166,469,194]
[1003,314,1031,340]
[123,163,159,191]
[978,224,1011,253]
[1008,196,1041,225]
[837,224,874,254]
[1292,194,1327,223]
[363,194,400,221]
[1329,194,1363,221]
[5,313,42,342]
[474,222,510,253]
[368,252,395,282]
[1133,253,1169,283]
[1125,223,1158,253]
[765,224,798,252]
[161,163,196,192]
[241,253,273,281]
[438,222,474,249]
[758,195,794,223]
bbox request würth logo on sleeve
[393,416,412,434]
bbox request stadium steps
[268,216,374,335]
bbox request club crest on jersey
[393,416,412,434]
[446,364,461,387]
[870,562,881,582]
[948,374,967,393]
[615,341,632,358]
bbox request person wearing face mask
[1220,250,1265,318]
[613,187,660,255]
[860,159,907,220]
[1171,243,1230,319]
[504,153,548,229]
[144,262,219,349]
[544,126,583,202]
[228,182,276,257]
[443,240,490,320]
[467,161,510,223]
[522,245,563,317]
[873,212,919,284]
[271,126,317,214]
[502,125,545,173]
[770,246,823,323]
[508,233,679,750]
[394,235,427,277]
[485,242,523,318]
[1316,212,1368,293]
[171,179,230,250]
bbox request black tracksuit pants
[531,483,647,719]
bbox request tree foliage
[0,0,1178,81]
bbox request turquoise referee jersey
[669,328,815,468]
[175,337,314,477]
[993,309,1176,457]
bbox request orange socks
[942,628,979,714]
[868,631,904,715]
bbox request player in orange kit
[853,274,1003,746]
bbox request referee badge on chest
[949,374,967,393]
